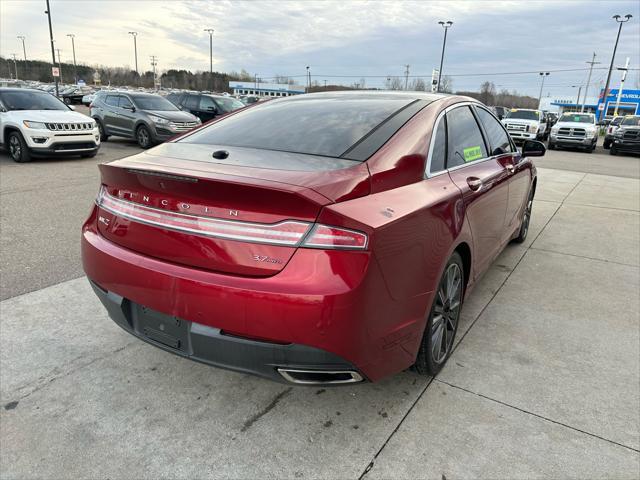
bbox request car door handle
[505,164,515,173]
[466,177,483,191]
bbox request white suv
[0,87,100,163]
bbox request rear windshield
[180,97,412,158]
[507,110,540,121]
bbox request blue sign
[596,88,640,120]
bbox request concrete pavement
[1,162,638,478]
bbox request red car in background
[82,91,544,385]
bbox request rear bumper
[89,280,361,384]
[81,207,429,383]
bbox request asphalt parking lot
[1,138,639,478]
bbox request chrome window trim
[472,104,516,155]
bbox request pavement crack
[528,247,638,267]
[434,379,640,454]
[241,387,292,433]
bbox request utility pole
[11,54,18,80]
[537,72,550,108]
[571,85,582,112]
[45,0,59,96]
[56,48,62,82]
[306,66,310,92]
[613,57,631,116]
[404,64,410,90]
[437,21,453,93]
[17,36,27,78]
[581,52,600,112]
[150,55,158,90]
[128,32,138,83]
[324,79,327,90]
[66,34,77,84]
[601,14,633,120]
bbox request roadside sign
[52,67,60,77]
[598,104,604,111]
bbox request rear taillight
[302,224,368,250]
[97,187,368,250]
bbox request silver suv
[91,91,200,148]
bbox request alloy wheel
[521,198,532,238]
[431,263,462,364]
[8,135,21,160]
[137,127,150,148]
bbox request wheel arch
[453,241,472,293]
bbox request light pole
[17,36,27,61]
[45,0,59,96]
[581,52,600,112]
[306,66,310,92]
[66,34,77,84]
[537,72,550,108]
[601,14,632,120]
[150,56,157,90]
[437,20,453,93]
[204,29,214,91]
[128,31,138,82]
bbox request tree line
[1,57,540,107]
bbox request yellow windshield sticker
[463,146,483,162]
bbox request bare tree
[479,81,497,105]
[439,75,453,93]
[410,78,427,91]
[385,76,404,90]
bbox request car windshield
[131,95,179,111]
[621,116,640,126]
[214,97,245,113]
[558,114,594,123]
[507,110,540,120]
[0,90,68,111]
[180,96,412,158]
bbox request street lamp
[66,34,77,84]
[436,20,453,93]
[537,72,550,108]
[204,29,214,91]
[128,31,138,81]
[601,14,633,120]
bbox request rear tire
[414,252,464,376]
[96,120,109,142]
[63,97,71,105]
[603,139,611,149]
[136,125,152,149]
[513,189,534,244]
[7,131,31,163]
[610,146,617,156]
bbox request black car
[166,93,245,123]
[60,86,94,105]
[91,91,200,148]
[610,115,640,156]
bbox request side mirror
[207,106,217,113]
[522,139,546,157]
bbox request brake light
[96,187,368,250]
[302,224,368,250]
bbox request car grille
[506,123,527,132]
[558,128,586,137]
[46,122,94,131]
[623,130,640,140]
[169,121,198,132]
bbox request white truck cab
[0,87,100,162]
[502,108,547,143]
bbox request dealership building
[595,88,640,120]
[229,81,305,97]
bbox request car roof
[283,90,449,103]
[0,87,48,93]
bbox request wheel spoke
[431,323,444,361]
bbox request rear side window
[429,116,447,174]
[475,107,512,155]
[105,95,119,107]
[199,95,217,111]
[446,106,488,168]
[181,97,413,158]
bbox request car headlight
[195,117,202,125]
[149,115,169,125]
[585,128,597,137]
[551,127,559,134]
[22,120,47,129]
[528,124,538,133]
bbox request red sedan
[82,91,544,385]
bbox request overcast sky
[1,0,639,97]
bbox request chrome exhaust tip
[277,368,364,385]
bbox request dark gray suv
[91,92,200,148]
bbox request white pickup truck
[502,108,547,143]
[548,112,598,153]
